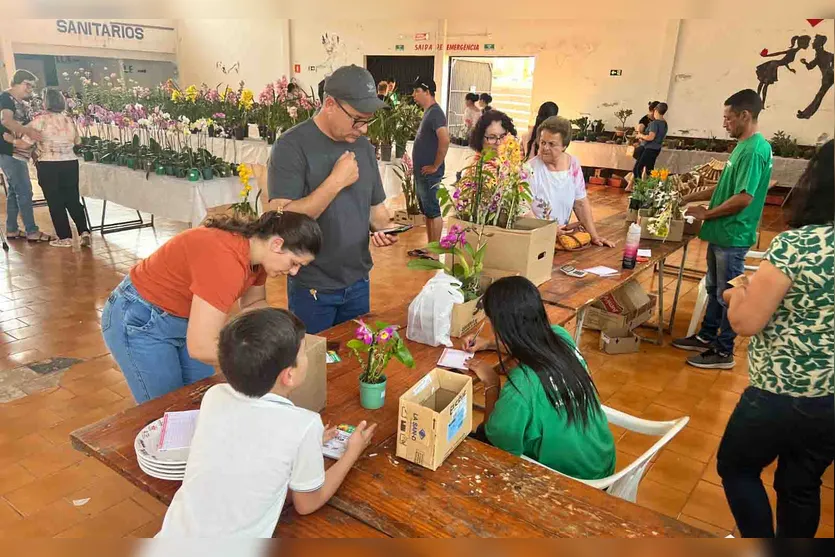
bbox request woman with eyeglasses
[468,110,517,153]
[527,116,614,247]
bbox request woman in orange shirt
[101,211,322,403]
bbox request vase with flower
[635,168,691,241]
[347,320,414,410]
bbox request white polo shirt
[157,384,325,538]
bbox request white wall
[176,19,291,92]
[668,20,833,143]
[288,19,442,93]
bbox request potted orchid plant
[347,321,414,410]
[392,153,422,225]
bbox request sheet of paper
[158,410,200,451]
[438,348,474,371]
[583,266,620,277]
[637,249,652,258]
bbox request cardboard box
[638,215,684,242]
[396,368,473,471]
[599,331,641,354]
[449,296,483,338]
[394,209,425,227]
[583,281,657,333]
[448,269,518,338]
[288,334,327,412]
[449,217,558,286]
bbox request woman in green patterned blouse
[717,140,834,538]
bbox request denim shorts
[414,173,443,219]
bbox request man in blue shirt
[411,77,449,250]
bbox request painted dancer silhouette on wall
[756,35,810,106]
[797,34,834,119]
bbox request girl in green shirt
[464,276,616,480]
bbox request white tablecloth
[79,161,249,226]
[566,141,808,187]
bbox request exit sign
[395,44,405,51]
[484,43,495,51]
[610,69,622,76]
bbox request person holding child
[157,308,378,537]
[101,211,322,404]
[462,276,615,480]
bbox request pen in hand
[467,321,486,351]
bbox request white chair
[522,405,689,503]
[686,251,766,337]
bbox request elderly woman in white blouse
[527,116,614,247]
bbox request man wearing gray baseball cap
[268,64,397,334]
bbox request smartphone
[370,224,413,236]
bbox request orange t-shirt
[130,228,267,318]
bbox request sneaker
[672,335,712,352]
[687,349,735,370]
[80,232,92,248]
[49,238,73,248]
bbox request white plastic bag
[407,272,465,347]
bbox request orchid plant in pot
[407,224,486,302]
[348,320,414,410]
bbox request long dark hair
[469,110,517,153]
[527,101,559,157]
[786,140,834,228]
[204,210,323,255]
[483,276,601,428]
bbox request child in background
[157,308,377,538]
[462,276,615,480]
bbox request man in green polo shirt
[673,89,773,370]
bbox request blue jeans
[0,154,39,235]
[717,387,834,537]
[288,277,370,334]
[698,244,748,354]
[101,276,215,403]
[414,173,442,219]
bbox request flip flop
[6,231,25,240]
[26,232,57,243]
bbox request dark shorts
[414,173,443,219]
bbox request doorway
[447,56,535,138]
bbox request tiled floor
[0,184,832,538]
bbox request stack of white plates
[134,418,189,481]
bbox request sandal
[26,232,56,243]
[6,231,25,240]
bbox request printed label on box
[447,392,467,442]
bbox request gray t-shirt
[268,119,386,291]
[412,103,447,179]
[643,119,668,150]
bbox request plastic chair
[521,405,689,503]
[686,251,766,337]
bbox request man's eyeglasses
[334,99,376,129]
[484,132,508,144]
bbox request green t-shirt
[748,225,835,397]
[699,133,773,247]
[484,326,616,480]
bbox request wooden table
[70,301,706,537]
[539,211,694,344]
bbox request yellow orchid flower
[659,169,670,181]
[171,90,181,102]
[184,85,199,102]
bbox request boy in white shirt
[157,308,377,538]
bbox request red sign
[414,32,430,41]
[294,64,301,73]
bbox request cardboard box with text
[583,281,657,334]
[396,368,473,471]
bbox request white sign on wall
[2,19,177,55]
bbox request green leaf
[394,340,415,368]
[424,244,448,256]
[407,259,447,271]
[463,242,476,260]
[374,321,391,331]
[346,339,370,353]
